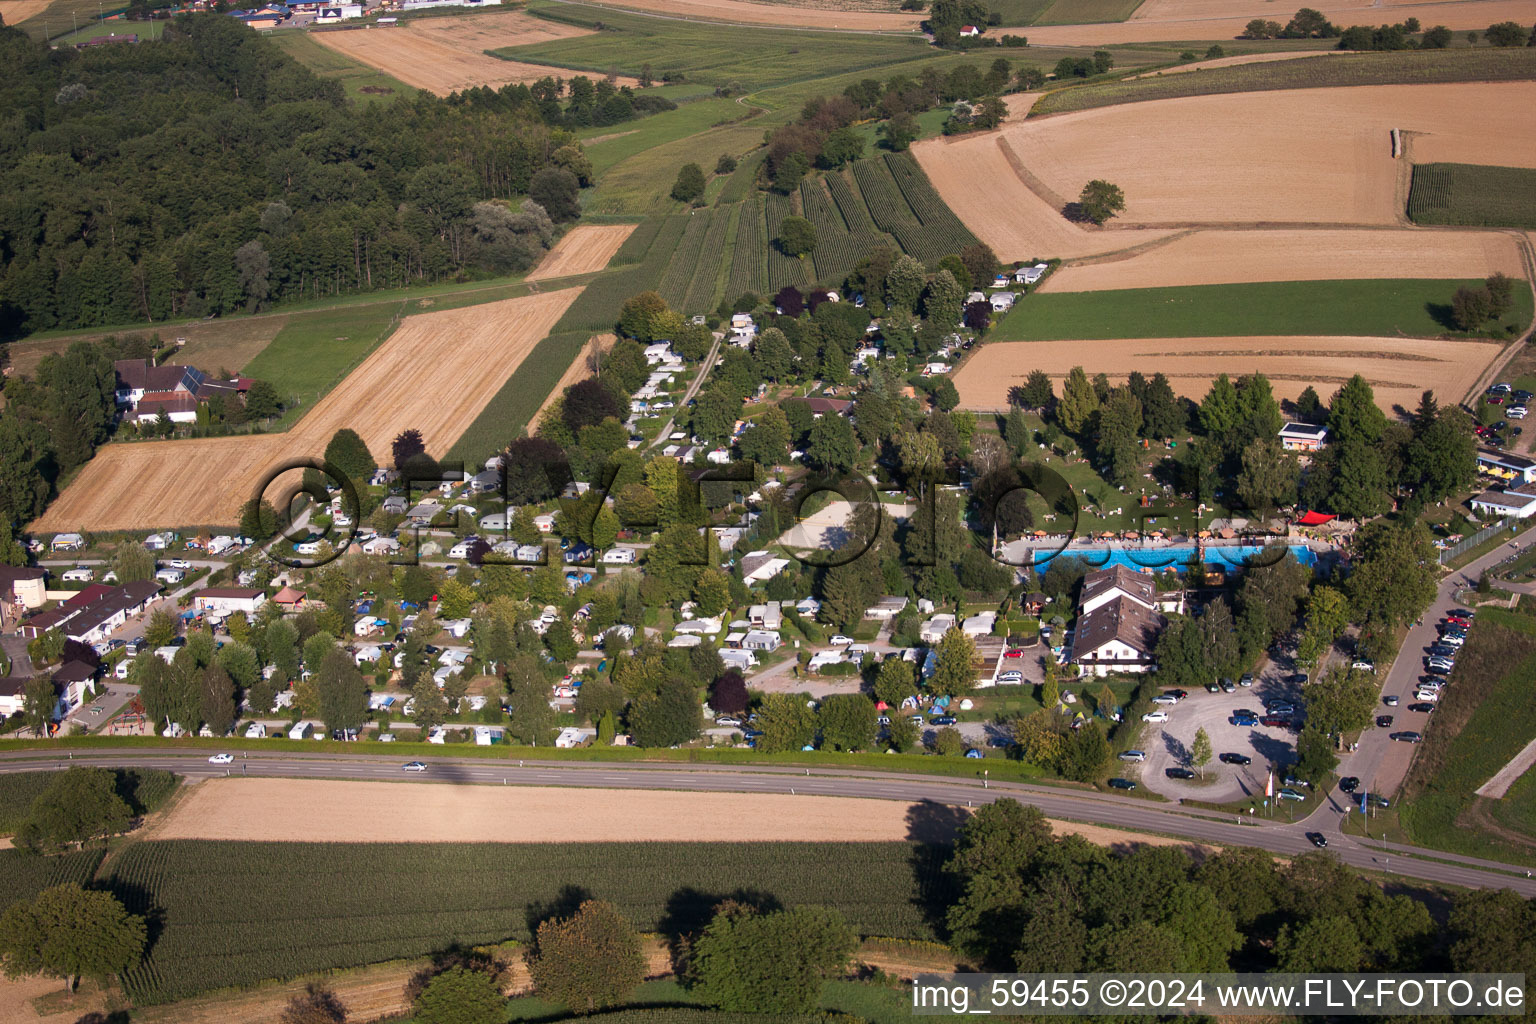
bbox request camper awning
[1295,511,1336,526]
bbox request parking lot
[1133,656,1310,802]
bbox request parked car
[1232,713,1259,727]
[1219,679,1236,692]
[1260,715,1292,728]
[1276,787,1306,801]
[828,635,854,646]
[997,670,1023,683]
[1238,674,1254,687]
[1165,767,1197,780]
[1003,648,1028,659]
[1383,695,1399,706]
[1408,702,1437,714]
[1351,660,1375,672]
[1164,689,1188,700]
[1377,714,1394,728]
[1306,832,1329,848]
[1107,778,1137,791]
[1339,776,1359,793]
[1118,750,1147,762]
[1413,689,1440,703]
[166,558,192,570]
[1204,681,1221,693]
[1151,694,1179,705]
[930,715,957,725]
[1392,731,1423,743]
[1142,710,1169,723]
[1219,753,1252,765]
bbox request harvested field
[33,289,579,532]
[525,223,636,282]
[410,9,597,47]
[3,315,288,380]
[155,777,1208,850]
[570,0,923,31]
[954,335,1504,413]
[1129,49,1338,77]
[913,133,1174,259]
[309,22,634,97]
[0,1,52,24]
[1022,0,1536,43]
[1002,82,1536,226]
[530,333,613,430]
[1040,228,1527,292]
[921,82,1536,254]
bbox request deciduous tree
[526,900,644,1013]
[0,884,145,993]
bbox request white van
[244,723,267,739]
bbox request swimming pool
[1027,543,1318,572]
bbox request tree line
[0,14,593,337]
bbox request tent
[1296,510,1337,527]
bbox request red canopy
[1296,511,1336,526]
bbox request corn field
[726,194,770,299]
[683,204,737,314]
[0,848,105,913]
[102,840,940,1004]
[659,211,714,309]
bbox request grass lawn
[989,279,1535,341]
[1032,46,1536,115]
[1033,0,1146,26]
[986,0,1058,26]
[1408,163,1536,231]
[242,304,403,428]
[50,17,164,43]
[1397,607,1536,864]
[267,30,419,102]
[508,3,936,92]
[580,97,750,178]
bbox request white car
[1151,694,1178,705]
[166,558,193,570]
[1508,406,1528,419]
[828,635,855,646]
[1351,660,1375,672]
[208,753,234,764]
[402,761,428,772]
[1413,689,1440,703]
[997,670,1023,683]
[1142,710,1169,723]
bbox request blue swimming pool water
[1028,543,1318,572]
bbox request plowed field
[1040,229,1527,292]
[525,223,636,282]
[954,335,1503,413]
[33,289,579,532]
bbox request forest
[0,14,599,337]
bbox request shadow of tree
[524,883,591,938]
[904,799,971,844]
[655,887,783,976]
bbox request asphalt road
[1302,524,1536,834]
[4,749,1531,896]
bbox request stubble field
[524,223,636,282]
[33,289,579,532]
[530,333,613,430]
[1021,0,1536,42]
[309,17,635,96]
[918,81,1536,271]
[0,1,52,25]
[1039,228,1527,291]
[954,335,1504,412]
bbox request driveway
[65,684,140,736]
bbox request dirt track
[1021,0,1536,43]
[154,777,1210,850]
[1128,49,1338,78]
[525,223,636,282]
[1040,228,1527,292]
[310,16,636,96]
[33,289,579,532]
[954,335,1504,414]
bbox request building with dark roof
[19,581,161,643]
[1069,597,1165,677]
[114,359,252,424]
